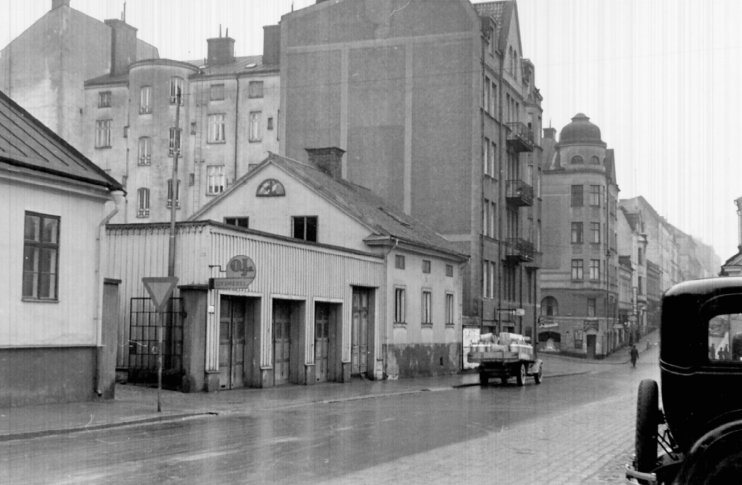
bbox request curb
[0,412,215,443]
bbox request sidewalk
[0,331,658,442]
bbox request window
[483,76,490,110]
[590,155,600,164]
[590,185,602,206]
[587,298,596,317]
[483,260,495,299]
[395,255,405,269]
[571,259,584,280]
[446,264,454,277]
[422,290,432,325]
[248,81,264,98]
[23,212,59,300]
[571,222,583,244]
[591,222,601,243]
[167,179,180,208]
[95,120,112,148]
[139,85,152,114]
[98,91,111,108]
[137,137,151,165]
[168,128,182,157]
[394,287,406,324]
[541,296,558,316]
[249,111,262,142]
[483,138,490,175]
[571,155,584,164]
[256,178,285,197]
[638,247,644,265]
[267,117,274,131]
[422,260,431,274]
[445,293,454,325]
[638,276,644,294]
[207,113,226,143]
[169,77,184,105]
[137,188,150,217]
[207,165,225,194]
[589,259,601,280]
[571,185,583,207]
[210,83,225,101]
[292,216,317,242]
[224,217,248,228]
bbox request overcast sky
[3,0,739,261]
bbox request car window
[708,313,742,362]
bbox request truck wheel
[635,379,659,476]
[534,366,543,384]
[501,377,508,385]
[516,363,526,386]
[479,371,488,386]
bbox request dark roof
[559,113,605,146]
[190,55,278,78]
[473,1,512,50]
[189,153,467,260]
[0,90,123,192]
[85,71,130,87]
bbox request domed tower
[539,113,620,359]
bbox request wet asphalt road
[1,355,659,484]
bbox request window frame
[137,137,151,166]
[167,179,181,208]
[248,111,262,142]
[206,165,225,195]
[224,217,249,228]
[394,287,406,324]
[421,290,433,326]
[292,215,318,242]
[98,90,111,108]
[589,185,602,207]
[210,83,225,101]
[422,259,431,274]
[591,222,601,244]
[248,80,264,98]
[589,259,601,281]
[571,222,583,244]
[395,255,405,270]
[22,212,60,301]
[137,188,150,217]
[207,113,226,144]
[445,292,455,325]
[571,259,584,280]
[587,297,597,317]
[169,76,185,105]
[139,85,152,114]
[95,119,112,148]
[571,185,584,207]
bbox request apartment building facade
[280,0,543,337]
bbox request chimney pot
[543,127,556,139]
[207,36,235,66]
[52,0,70,9]
[263,25,280,66]
[105,19,138,76]
[306,147,345,179]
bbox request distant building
[539,114,620,358]
[720,196,742,276]
[618,206,649,339]
[0,90,124,406]
[0,0,159,151]
[105,151,466,389]
[83,28,281,223]
[280,0,544,338]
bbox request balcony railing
[505,237,535,263]
[506,122,535,152]
[506,179,534,207]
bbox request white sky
[3,0,739,261]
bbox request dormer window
[256,178,285,197]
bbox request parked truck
[468,332,543,386]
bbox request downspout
[496,35,505,335]
[479,28,486,334]
[94,190,125,396]
[233,74,241,180]
[381,237,399,379]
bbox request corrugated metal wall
[105,222,384,370]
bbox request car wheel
[636,379,659,477]
[516,363,526,386]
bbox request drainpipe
[94,190,125,396]
[233,74,241,180]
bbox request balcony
[505,238,535,263]
[506,179,534,207]
[506,122,535,152]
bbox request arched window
[571,155,584,164]
[590,155,600,164]
[541,296,558,316]
[256,178,286,197]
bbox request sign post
[142,276,179,412]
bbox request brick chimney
[207,32,235,66]
[263,25,280,66]
[105,19,138,76]
[306,147,345,179]
[52,0,70,9]
[543,127,556,139]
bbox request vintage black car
[627,277,742,484]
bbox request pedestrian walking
[630,344,639,368]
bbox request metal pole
[168,88,181,277]
[157,310,163,412]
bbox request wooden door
[273,303,291,385]
[351,290,369,375]
[219,296,246,389]
[315,303,330,383]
